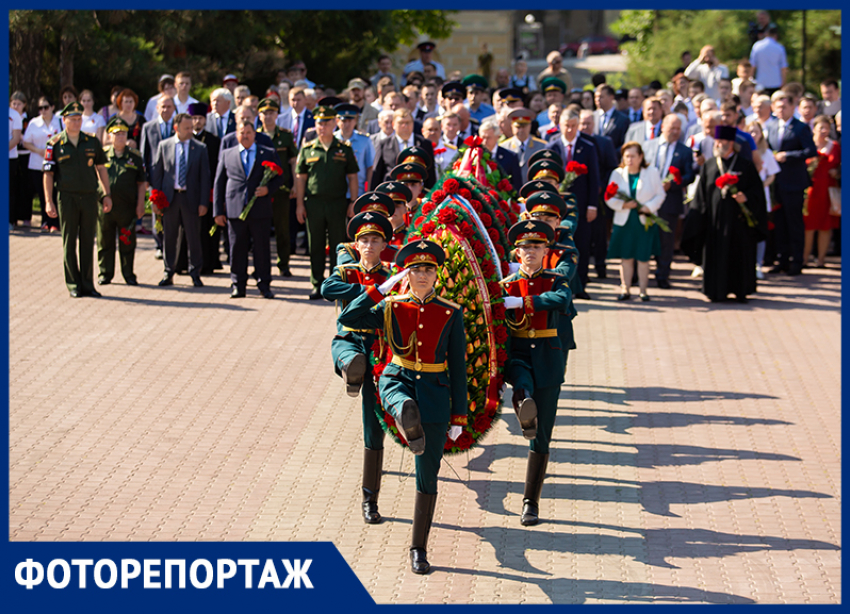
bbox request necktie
[293,113,300,142]
[566,142,573,163]
[657,143,666,171]
[519,142,525,156]
[650,124,656,140]
[178,142,187,188]
[161,123,167,139]
[241,148,251,176]
[778,121,786,142]
[218,116,224,136]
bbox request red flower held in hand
[149,188,169,209]
[261,160,283,175]
[464,135,483,147]
[443,178,460,194]
[668,166,682,184]
[604,182,619,201]
[566,161,588,175]
[715,173,739,189]
[433,148,447,155]
[437,208,458,224]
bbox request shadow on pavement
[557,385,779,406]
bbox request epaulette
[47,134,62,146]
[499,275,519,285]
[384,294,410,303]
[304,138,318,148]
[542,269,565,278]
[355,130,367,137]
[435,296,461,310]
[129,147,142,157]
[337,263,360,269]
[531,137,547,144]
[279,127,292,133]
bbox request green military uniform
[97,118,146,284]
[296,104,359,292]
[43,102,109,295]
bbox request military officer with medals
[321,212,396,525]
[338,239,468,575]
[295,101,360,299]
[501,220,572,527]
[502,108,549,184]
[258,97,298,277]
[43,101,112,298]
[336,191,399,266]
[97,117,147,286]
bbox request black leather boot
[410,491,438,574]
[511,388,538,440]
[398,399,425,455]
[362,448,383,524]
[520,450,549,526]
[342,353,368,397]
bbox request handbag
[829,186,841,216]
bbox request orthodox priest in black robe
[682,125,767,302]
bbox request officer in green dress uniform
[373,180,413,248]
[43,101,113,298]
[338,239,468,574]
[258,97,298,277]
[295,102,360,299]
[321,212,396,525]
[501,220,572,526]
[336,191,399,267]
[97,117,147,286]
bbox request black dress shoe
[787,265,802,276]
[656,279,671,289]
[230,287,246,298]
[124,278,139,286]
[279,267,293,277]
[343,353,368,397]
[596,269,607,279]
[86,289,103,298]
[574,290,591,300]
[308,289,322,300]
[69,289,80,298]
[520,500,540,526]
[410,548,430,575]
[191,276,204,287]
[261,288,274,299]
[98,277,111,285]
[158,275,174,287]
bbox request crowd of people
[7,12,840,301]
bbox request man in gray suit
[140,95,176,259]
[625,97,664,145]
[150,112,210,287]
[205,88,236,138]
[500,108,549,184]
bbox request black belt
[174,188,187,193]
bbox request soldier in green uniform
[258,97,298,277]
[338,239,468,575]
[95,117,147,286]
[43,101,112,298]
[501,220,572,527]
[295,102,360,299]
[321,211,395,525]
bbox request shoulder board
[129,147,142,157]
[384,294,410,303]
[435,296,461,310]
[499,275,519,285]
[445,143,457,150]
[552,242,569,251]
[279,127,292,133]
[304,138,318,148]
[531,137,547,144]
[355,130,367,136]
[542,270,565,278]
[47,134,61,146]
[337,263,360,269]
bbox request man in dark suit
[579,109,618,280]
[479,116,522,194]
[547,107,600,295]
[189,102,223,275]
[626,88,644,123]
[150,112,210,287]
[219,107,274,154]
[643,114,696,288]
[593,84,630,152]
[213,120,285,299]
[766,91,816,275]
[372,109,436,189]
[287,86,315,148]
[625,97,664,145]
[140,95,176,258]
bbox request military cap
[417,41,437,53]
[508,219,555,246]
[61,101,84,117]
[396,239,446,269]
[347,77,369,91]
[528,159,565,184]
[313,101,339,121]
[498,87,524,104]
[540,77,567,94]
[106,116,130,134]
[353,191,395,217]
[525,191,567,219]
[187,102,209,117]
[462,74,489,91]
[508,108,535,125]
[257,98,280,113]
[334,103,360,119]
[374,181,413,205]
[347,210,394,241]
[397,145,432,168]
[519,180,560,201]
[441,81,466,100]
[528,148,563,167]
[390,162,427,184]
[714,124,738,141]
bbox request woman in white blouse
[79,89,105,142]
[22,96,63,231]
[605,141,666,301]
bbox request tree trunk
[9,28,44,115]
[59,33,75,90]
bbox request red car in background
[560,36,621,58]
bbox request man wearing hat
[373,181,413,247]
[321,211,395,525]
[372,109,435,190]
[403,41,446,85]
[335,102,375,203]
[537,77,567,127]
[42,101,113,297]
[338,239,467,574]
[495,87,525,112]
[295,102,360,300]
[682,124,767,302]
[439,81,466,116]
[346,78,379,133]
[257,97,298,277]
[462,74,496,124]
[389,161,428,224]
[222,74,239,97]
[96,117,147,286]
[188,102,223,275]
[501,219,572,526]
[502,108,549,184]
[336,191,401,266]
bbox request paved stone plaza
[8,229,841,604]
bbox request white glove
[448,425,463,441]
[503,296,523,309]
[377,268,409,294]
[508,262,521,274]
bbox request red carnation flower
[491,303,506,320]
[494,324,508,343]
[422,201,436,215]
[487,160,498,171]
[472,241,486,257]
[443,178,460,194]
[437,208,458,224]
[566,161,588,175]
[494,244,505,258]
[496,348,508,364]
[433,148,447,155]
[471,200,483,213]
[488,281,502,298]
[668,166,682,184]
[456,431,474,449]
[464,135,483,147]
[473,413,492,433]
[459,188,472,199]
[422,220,437,234]
[459,221,474,238]
[604,181,619,201]
[488,228,499,243]
[261,160,284,175]
[482,259,496,276]
[431,190,446,204]
[497,179,512,192]
[480,213,492,226]
[119,236,131,246]
[149,188,169,209]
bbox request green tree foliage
[611,10,840,93]
[10,10,457,113]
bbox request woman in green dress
[605,141,666,301]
